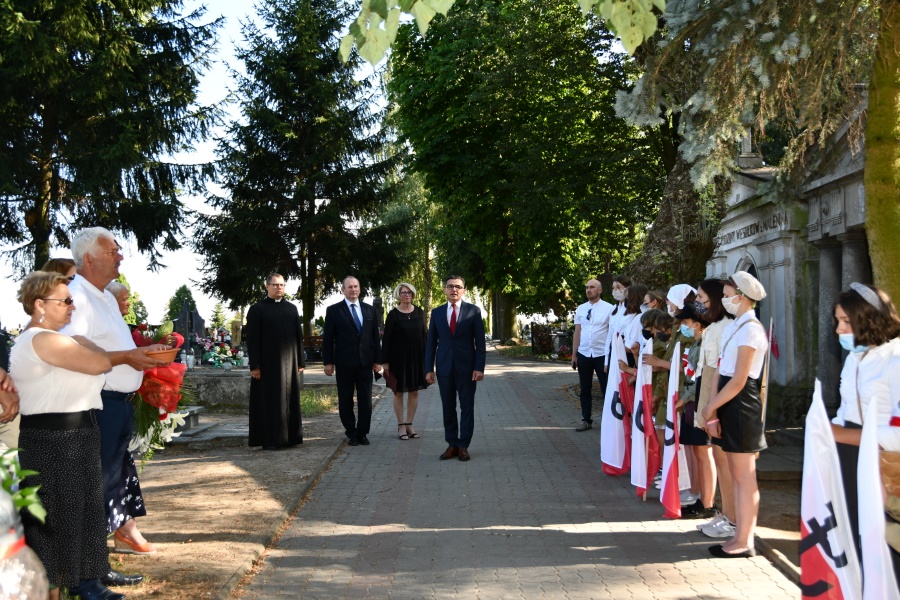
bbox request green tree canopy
[0,0,222,270]
[194,0,409,333]
[166,284,196,323]
[388,0,666,324]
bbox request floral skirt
[108,452,147,533]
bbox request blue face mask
[679,324,695,339]
[838,333,867,353]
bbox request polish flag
[800,381,862,600]
[631,337,660,497]
[601,334,631,475]
[661,342,681,519]
[858,399,900,600]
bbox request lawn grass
[301,386,338,417]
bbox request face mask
[656,332,670,343]
[679,324,695,339]
[640,303,649,313]
[641,328,653,341]
[612,289,625,302]
[723,295,741,315]
[667,305,676,317]
[838,333,867,353]
[693,300,708,315]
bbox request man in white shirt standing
[62,227,169,589]
[571,278,613,431]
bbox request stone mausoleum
[706,112,870,423]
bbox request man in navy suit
[323,276,382,446]
[425,275,486,461]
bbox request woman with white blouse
[10,272,117,600]
[699,271,768,558]
[830,283,900,564]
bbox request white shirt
[717,311,768,378]
[605,302,626,366]
[832,338,900,427]
[620,312,642,351]
[344,298,362,318]
[574,299,613,357]
[446,299,464,326]
[61,274,142,393]
[10,329,104,414]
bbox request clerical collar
[275,298,282,303]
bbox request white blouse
[718,312,768,379]
[701,318,730,369]
[10,329,105,415]
[832,338,900,428]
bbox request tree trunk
[29,156,53,270]
[301,250,316,336]
[490,290,518,341]
[423,243,433,317]
[865,6,900,301]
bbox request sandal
[398,424,410,441]
[405,423,420,439]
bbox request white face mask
[723,295,742,315]
[612,288,625,302]
[667,304,676,317]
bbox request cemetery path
[108,348,800,599]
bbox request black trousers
[336,365,373,439]
[576,353,607,424]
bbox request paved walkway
[241,354,796,599]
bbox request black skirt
[19,421,109,588]
[716,375,767,453]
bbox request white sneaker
[680,490,700,506]
[701,518,736,539]
[697,513,725,532]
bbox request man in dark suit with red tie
[323,276,382,446]
[425,275,486,461]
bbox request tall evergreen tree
[0,0,222,270]
[195,0,406,333]
[166,284,196,322]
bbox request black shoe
[680,499,706,518]
[708,544,757,558]
[359,436,370,445]
[348,437,359,446]
[71,579,127,599]
[101,568,144,586]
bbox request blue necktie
[351,304,362,332]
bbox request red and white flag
[631,337,660,497]
[800,380,862,600]
[660,342,681,519]
[601,334,631,475]
[859,399,900,600]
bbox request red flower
[231,347,239,355]
[138,323,148,331]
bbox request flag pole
[642,435,649,501]
[760,317,774,430]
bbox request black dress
[383,306,428,393]
[246,297,305,448]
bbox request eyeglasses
[586,308,592,320]
[399,291,413,295]
[43,297,74,305]
[267,283,285,287]
[445,284,464,290]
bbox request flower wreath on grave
[129,320,193,461]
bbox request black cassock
[246,297,305,448]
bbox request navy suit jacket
[424,302,486,378]
[322,300,381,367]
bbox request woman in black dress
[382,282,428,440]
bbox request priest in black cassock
[246,273,305,450]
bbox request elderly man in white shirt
[571,278,614,431]
[61,227,169,588]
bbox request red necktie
[450,303,457,334]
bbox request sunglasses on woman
[43,297,74,305]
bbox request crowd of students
[582,269,900,570]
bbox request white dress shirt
[574,299,613,357]
[718,311,768,379]
[61,274,142,393]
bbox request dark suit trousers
[437,372,477,448]
[576,352,608,424]
[336,366,373,438]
